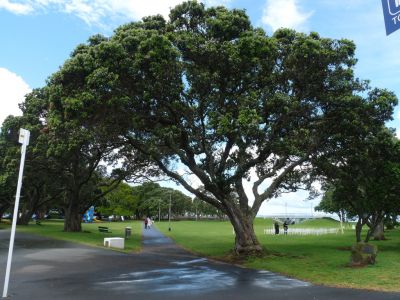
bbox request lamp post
[3,129,30,298]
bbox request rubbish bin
[125,226,132,239]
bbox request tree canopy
[38,1,397,253]
[316,128,400,242]
[1,1,397,254]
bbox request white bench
[104,237,125,249]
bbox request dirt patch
[336,246,351,251]
[214,250,306,265]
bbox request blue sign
[382,0,400,35]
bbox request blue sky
[1,0,399,217]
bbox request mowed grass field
[156,218,400,292]
[9,220,142,253]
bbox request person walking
[283,219,289,235]
[274,222,280,235]
[144,217,148,229]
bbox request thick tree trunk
[17,210,33,225]
[17,197,38,225]
[17,187,45,225]
[338,210,344,234]
[372,221,385,241]
[64,202,82,232]
[227,209,262,254]
[355,218,363,243]
[365,213,384,243]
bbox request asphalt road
[0,226,399,300]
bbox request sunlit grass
[14,220,142,253]
[157,218,400,292]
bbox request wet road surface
[0,226,399,299]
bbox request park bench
[98,226,112,233]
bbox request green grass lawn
[157,218,400,292]
[12,220,142,253]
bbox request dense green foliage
[0,1,398,254]
[43,1,396,253]
[97,182,138,217]
[97,182,196,220]
[0,93,64,224]
[316,128,400,242]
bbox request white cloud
[0,0,232,27]
[258,190,322,217]
[204,0,231,7]
[0,68,31,126]
[176,167,202,189]
[107,0,186,21]
[0,0,33,14]
[261,0,313,32]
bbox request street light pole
[168,193,171,231]
[3,129,30,298]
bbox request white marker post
[2,128,30,298]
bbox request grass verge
[156,218,400,292]
[11,220,142,253]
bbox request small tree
[315,187,347,232]
[316,128,400,242]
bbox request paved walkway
[0,226,399,299]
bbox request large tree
[0,116,20,219]
[43,34,159,231]
[0,92,63,225]
[43,1,396,253]
[116,2,396,253]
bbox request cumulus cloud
[0,0,232,27]
[261,0,313,32]
[0,68,31,126]
[0,0,33,14]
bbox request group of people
[274,219,289,235]
[144,216,153,229]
